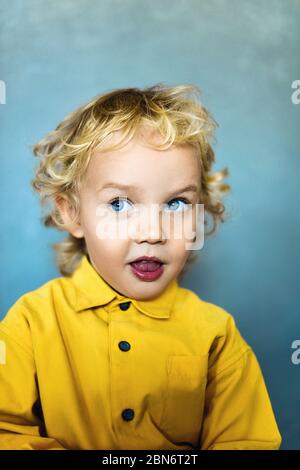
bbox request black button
[122,408,134,421]
[119,302,131,311]
[118,341,131,352]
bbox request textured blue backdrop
[0,0,299,449]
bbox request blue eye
[109,197,132,213]
[165,198,189,212]
[109,197,190,213]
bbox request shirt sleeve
[0,305,66,450]
[199,314,282,450]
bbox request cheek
[169,238,190,264]
[80,202,111,242]
[86,239,129,272]
[83,220,129,262]
[182,209,197,239]
[167,210,195,240]
[79,200,130,263]
[86,231,129,258]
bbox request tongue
[132,261,161,272]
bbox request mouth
[130,256,164,265]
[128,256,165,281]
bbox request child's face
[60,128,201,300]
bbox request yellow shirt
[0,255,282,450]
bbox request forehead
[84,130,200,191]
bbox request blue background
[0,0,299,449]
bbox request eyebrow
[97,182,199,197]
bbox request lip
[129,256,164,282]
[129,256,164,264]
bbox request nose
[130,203,167,244]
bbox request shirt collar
[70,254,178,319]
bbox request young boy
[0,84,282,450]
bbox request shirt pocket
[159,354,208,446]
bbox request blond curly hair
[31,83,231,280]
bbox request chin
[136,285,165,300]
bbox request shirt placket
[108,300,141,446]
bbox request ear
[54,194,84,238]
